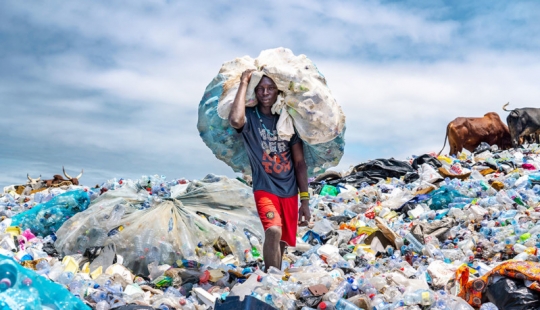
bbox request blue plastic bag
[429,186,467,210]
[11,189,90,236]
[0,254,89,309]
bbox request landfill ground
[2,144,540,309]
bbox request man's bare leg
[263,226,282,272]
[279,241,287,269]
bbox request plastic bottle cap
[319,301,327,309]
[199,270,210,283]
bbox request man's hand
[240,69,255,84]
[298,200,311,227]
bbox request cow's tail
[437,124,449,156]
[502,102,511,111]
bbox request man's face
[255,76,279,108]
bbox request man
[229,69,311,271]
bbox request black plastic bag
[486,277,540,310]
[295,296,323,308]
[215,295,277,310]
[412,154,443,170]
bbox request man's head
[255,76,279,108]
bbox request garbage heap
[1,143,540,309]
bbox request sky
[1,0,540,187]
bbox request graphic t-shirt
[240,107,300,197]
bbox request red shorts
[254,190,298,247]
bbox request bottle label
[421,291,430,303]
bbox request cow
[503,103,540,147]
[26,174,44,190]
[27,167,83,188]
[438,112,512,156]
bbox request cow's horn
[27,174,32,181]
[36,175,41,181]
[63,166,73,179]
[76,169,83,180]
[502,102,510,111]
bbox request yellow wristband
[299,191,309,197]
[300,196,310,201]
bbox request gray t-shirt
[239,107,300,197]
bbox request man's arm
[229,69,254,129]
[291,140,311,226]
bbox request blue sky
[1,0,540,187]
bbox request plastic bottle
[57,271,74,286]
[95,300,111,310]
[347,284,360,298]
[480,302,498,310]
[87,227,108,247]
[108,204,125,226]
[403,289,435,306]
[35,260,51,275]
[244,250,254,262]
[335,298,362,310]
[247,234,262,258]
[325,280,350,303]
[92,290,108,303]
[405,233,425,253]
[147,246,161,263]
[303,244,322,257]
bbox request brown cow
[438,112,512,155]
[27,167,84,188]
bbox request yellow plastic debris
[90,266,102,279]
[6,226,21,237]
[62,256,79,273]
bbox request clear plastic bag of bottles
[197,48,346,176]
[56,176,265,276]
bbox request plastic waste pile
[197,47,346,176]
[0,174,267,309]
[2,143,540,309]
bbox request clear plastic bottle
[479,302,498,310]
[403,289,435,306]
[335,298,362,310]
[57,271,74,286]
[317,301,335,309]
[347,284,360,298]
[107,204,125,227]
[325,280,350,303]
[405,232,425,253]
[96,300,111,310]
[91,290,108,303]
[147,246,161,263]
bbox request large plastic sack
[174,174,264,239]
[11,189,90,236]
[486,277,540,310]
[56,176,264,275]
[0,254,89,309]
[197,47,346,176]
[174,174,253,208]
[458,261,540,307]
